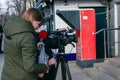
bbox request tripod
[54,45,72,80]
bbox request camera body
[45,29,78,49]
[44,29,78,58]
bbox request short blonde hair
[22,8,43,22]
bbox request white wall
[54,1,80,54]
[53,0,105,54]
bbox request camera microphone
[38,30,48,51]
[39,30,48,39]
[38,30,47,46]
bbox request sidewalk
[0,54,4,80]
[56,61,92,80]
[0,54,90,80]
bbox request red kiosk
[76,9,96,60]
[76,9,96,68]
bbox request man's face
[32,20,41,30]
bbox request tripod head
[57,36,65,54]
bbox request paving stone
[95,61,120,80]
[0,54,4,80]
[83,68,116,80]
[105,57,120,69]
[56,61,92,80]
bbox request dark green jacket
[1,16,48,80]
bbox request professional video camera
[45,29,77,48]
[44,29,78,58]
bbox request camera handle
[53,45,72,80]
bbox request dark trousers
[38,65,56,80]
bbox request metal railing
[93,27,120,59]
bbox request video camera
[44,29,78,58]
[45,29,77,48]
[44,10,78,58]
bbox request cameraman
[43,27,69,80]
[36,23,56,80]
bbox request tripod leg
[61,59,67,80]
[55,54,72,80]
[65,63,72,80]
[62,54,72,80]
[53,56,60,80]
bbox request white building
[36,0,120,68]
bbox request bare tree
[6,0,36,16]
[0,2,8,25]
[25,0,36,10]
[0,3,1,8]
[0,3,2,14]
[7,0,26,16]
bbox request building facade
[36,0,120,67]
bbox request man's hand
[48,57,56,65]
[38,73,44,78]
[37,42,45,49]
[38,66,49,78]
